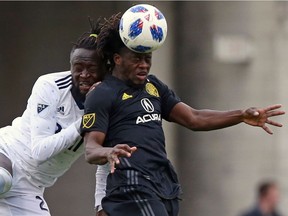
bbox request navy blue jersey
[81,74,181,199]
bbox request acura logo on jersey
[136,98,161,124]
[140,98,154,113]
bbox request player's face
[115,47,152,85]
[266,186,280,208]
[70,48,103,95]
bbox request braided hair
[96,13,125,71]
[71,17,103,54]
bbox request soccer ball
[119,4,168,53]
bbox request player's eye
[132,57,140,62]
[145,57,152,63]
[74,65,84,73]
[89,66,98,72]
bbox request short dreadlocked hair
[96,13,125,71]
[258,181,277,199]
[71,17,103,55]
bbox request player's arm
[29,76,81,163]
[84,131,136,173]
[169,102,284,134]
[149,75,284,135]
[95,164,109,216]
[82,87,136,172]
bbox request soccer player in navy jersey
[82,14,285,216]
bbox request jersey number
[36,196,49,211]
[68,138,83,152]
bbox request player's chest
[55,96,83,129]
[113,90,162,125]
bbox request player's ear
[113,53,122,66]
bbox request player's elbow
[185,110,207,131]
[189,121,205,131]
[31,148,47,165]
[183,116,202,131]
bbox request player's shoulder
[147,74,159,81]
[36,71,72,90]
[85,81,116,105]
[147,74,169,90]
[90,75,122,95]
[90,79,114,94]
[147,74,165,85]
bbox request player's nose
[80,69,91,78]
[138,59,150,70]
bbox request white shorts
[0,194,50,216]
[0,138,50,216]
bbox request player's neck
[71,85,85,109]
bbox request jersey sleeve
[94,163,109,211]
[81,84,113,135]
[149,75,181,121]
[29,76,81,163]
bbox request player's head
[97,13,152,86]
[70,18,105,95]
[258,181,279,209]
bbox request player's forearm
[31,121,81,163]
[191,109,244,131]
[95,164,109,213]
[85,145,110,165]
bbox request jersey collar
[105,74,148,89]
[71,84,85,110]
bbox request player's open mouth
[79,82,92,91]
[136,72,147,80]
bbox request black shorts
[102,185,179,216]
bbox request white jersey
[0,71,84,188]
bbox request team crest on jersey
[122,93,133,100]
[145,83,159,97]
[82,113,96,128]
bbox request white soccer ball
[119,4,168,53]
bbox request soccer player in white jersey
[0,20,106,216]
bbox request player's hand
[106,144,137,173]
[96,210,108,216]
[243,104,285,134]
[87,82,102,96]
